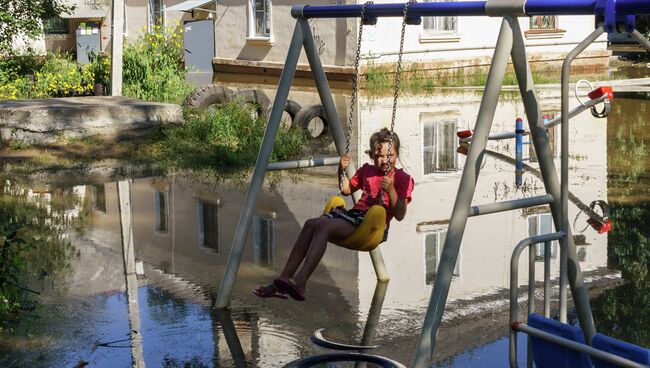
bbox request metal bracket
[405,15,422,25]
[595,0,636,34]
[485,0,526,17]
[291,4,307,19]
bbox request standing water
[0,88,648,367]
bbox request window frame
[423,228,460,286]
[527,212,558,261]
[198,199,220,253]
[154,190,169,235]
[525,16,566,40]
[421,113,460,177]
[43,16,70,35]
[420,0,460,43]
[253,213,275,267]
[247,0,274,44]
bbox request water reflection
[2,89,648,367]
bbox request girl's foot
[253,283,288,299]
[273,278,306,301]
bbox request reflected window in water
[424,229,460,285]
[528,212,558,261]
[92,184,106,213]
[528,112,558,162]
[198,200,219,251]
[422,0,458,34]
[253,214,275,267]
[154,191,168,233]
[422,115,459,174]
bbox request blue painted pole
[515,118,523,187]
[292,0,650,19]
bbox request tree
[0,0,73,55]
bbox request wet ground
[0,86,649,367]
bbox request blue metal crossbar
[292,0,650,19]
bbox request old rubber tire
[264,99,302,129]
[295,104,330,138]
[183,84,233,110]
[231,89,271,118]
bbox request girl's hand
[339,154,351,171]
[381,175,395,192]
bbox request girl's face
[372,142,398,171]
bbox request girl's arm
[339,154,360,196]
[382,176,408,221]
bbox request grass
[362,61,616,96]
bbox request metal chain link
[340,1,373,192]
[380,0,415,206]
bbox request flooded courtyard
[0,85,649,367]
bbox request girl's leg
[293,218,356,290]
[279,216,329,279]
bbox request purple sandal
[273,278,306,301]
[253,284,288,299]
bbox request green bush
[149,100,305,170]
[123,24,192,104]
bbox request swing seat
[323,196,386,252]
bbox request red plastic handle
[588,86,614,100]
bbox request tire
[231,89,271,118]
[183,84,233,110]
[264,99,302,129]
[294,104,330,139]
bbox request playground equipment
[213,0,650,366]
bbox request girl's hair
[367,128,400,158]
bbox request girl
[254,128,414,301]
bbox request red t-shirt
[349,163,414,227]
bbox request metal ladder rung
[469,194,554,217]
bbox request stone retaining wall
[0,96,183,145]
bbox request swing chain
[386,0,414,175]
[341,1,374,193]
[379,0,414,206]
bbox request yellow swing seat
[322,196,386,252]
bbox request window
[154,191,168,233]
[424,229,460,285]
[249,0,272,38]
[253,214,275,266]
[422,0,457,34]
[92,184,106,213]
[422,116,458,174]
[199,201,219,251]
[528,213,558,261]
[148,0,164,30]
[43,17,69,35]
[530,16,557,31]
[527,113,558,162]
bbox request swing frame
[214,1,650,367]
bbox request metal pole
[468,194,554,217]
[414,17,514,367]
[515,118,524,187]
[214,22,304,309]
[509,232,566,368]
[267,157,340,171]
[117,180,146,368]
[214,310,248,368]
[527,241,535,368]
[543,241,551,318]
[508,17,597,343]
[299,18,390,282]
[355,281,389,368]
[560,24,605,324]
[630,29,650,52]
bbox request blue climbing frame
[214,1,650,367]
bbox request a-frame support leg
[413,17,515,367]
[214,22,304,309]
[510,17,596,342]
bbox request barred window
[251,0,272,37]
[423,116,459,174]
[43,17,69,34]
[425,229,460,285]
